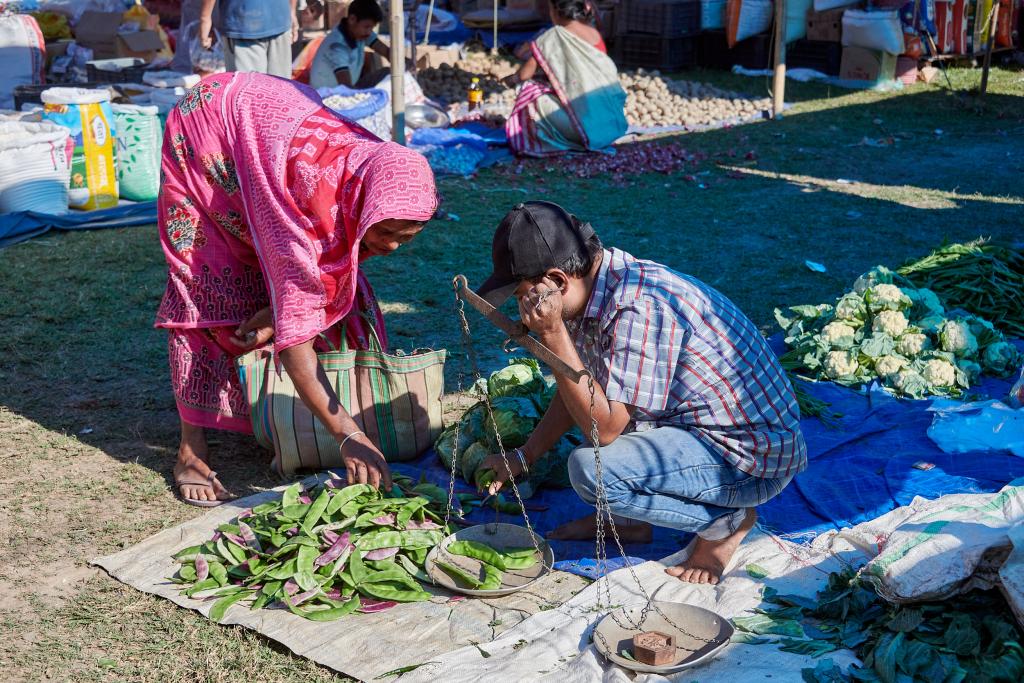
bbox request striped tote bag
[237,333,446,476]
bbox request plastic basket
[787,39,843,75]
[697,30,772,69]
[13,82,107,111]
[613,34,698,69]
[616,0,702,37]
[87,59,149,84]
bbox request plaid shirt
[570,249,807,478]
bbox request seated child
[309,0,392,89]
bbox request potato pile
[416,51,518,109]
[417,52,771,130]
[620,68,772,128]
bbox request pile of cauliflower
[777,266,1020,399]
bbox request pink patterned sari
[155,72,437,433]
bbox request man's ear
[545,269,570,293]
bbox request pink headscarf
[281,113,438,350]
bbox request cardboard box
[74,10,164,62]
[414,45,460,70]
[840,46,897,81]
[117,30,164,62]
[74,11,125,59]
[806,8,844,42]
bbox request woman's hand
[229,307,274,350]
[342,433,393,489]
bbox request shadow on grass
[0,83,1021,538]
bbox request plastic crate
[787,39,843,75]
[697,30,772,69]
[616,0,701,37]
[87,59,149,84]
[614,34,698,69]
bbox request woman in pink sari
[155,72,438,506]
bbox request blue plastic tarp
[0,201,158,249]
[391,337,1024,577]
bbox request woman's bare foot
[173,420,233,504]
[665,509,757,585]
[548,513,653,543]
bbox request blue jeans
[567,427,793,539]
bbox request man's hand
[342,433,393,489]
[291,16,300,43]
[199,14,214,49]
[229,307,274,350]
[518,277,564,339]
[479,451,526,496]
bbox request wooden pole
[979,4,999,98]
[390,0,406,143]
[492,1,499,56]
[772,0,787,118]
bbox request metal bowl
[425,523,554,597]
[592,601,733,674]
[405,102,450,129]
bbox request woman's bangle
[513,447,530,475]
[339,430,364,452]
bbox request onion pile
[619,69,771,128]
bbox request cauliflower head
[922,359,957,387]
[853,266,894,295]
[896,332,931,357]
[823,350,859,379]
[867,284,912,312]
[872,310,909,338]
[938,320,979,357]
[821,321,856,347]
[893,368,927,396]
[874,355,907,378]
[834,293,866,323]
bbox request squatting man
[477,201,807,584]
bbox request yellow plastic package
[41,88,119,211]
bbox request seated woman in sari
[504,0,627,157]
[156,72,438,506]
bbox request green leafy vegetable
[170,478,451,621]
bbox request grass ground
[1,66,1022,681]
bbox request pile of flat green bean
[898,241,1024,338]
[435,540,539,591]
[170,475,455,622]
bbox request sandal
[175,470,236,508]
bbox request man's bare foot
[548,513,653,543]
[665,509,757,585]
[173,421,233,505]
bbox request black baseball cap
[476,201,596,307]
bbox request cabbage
[529,434,583,489]
[982,341,1019,376]
[487,358,545,399]
[902,287,944,321]
[460,441,489,483]
[435,403,486,468]
[484,396,541,449]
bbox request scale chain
[451,282,549,569]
